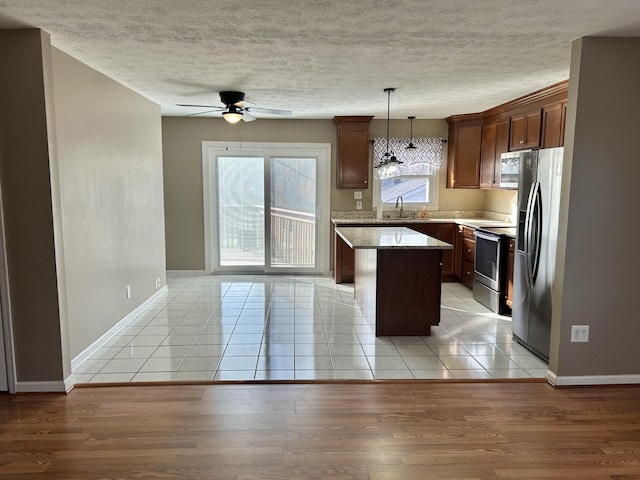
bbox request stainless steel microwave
[499,151,525,189]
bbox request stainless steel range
[473,227,515,314]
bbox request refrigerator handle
[523,181,537,286]
[530,182,543,284]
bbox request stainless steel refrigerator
[512,147,563,362]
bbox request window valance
[373,137,444,176]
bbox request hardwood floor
[1,382,640,479]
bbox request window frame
[373,171,440,210]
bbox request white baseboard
[546,370,640,386]
[166,270,207,276]
[71,286,168,371]
[15,380,68,393]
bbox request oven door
[474,231,502,291]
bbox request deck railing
[219,206,315,267]
[270,207,315,267]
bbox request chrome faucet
[395,195,404,218]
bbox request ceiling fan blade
[243,111,257,122]
[245,107,292,116]
[185,109,221,117]
[177,103,221,108]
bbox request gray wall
[0,28,166,386]
[161,117,486,270]
[0,29,67,384]
[51,48,166,359]
[549,37,640,379]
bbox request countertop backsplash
[331,209,513,223]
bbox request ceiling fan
[177,91,292,123]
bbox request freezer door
[511,249,530,343]
[526,147,563,360]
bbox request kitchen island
[335,226,453,336]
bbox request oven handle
[475,231,501,245]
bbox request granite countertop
[335,226,453,250]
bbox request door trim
[202,141,331,275]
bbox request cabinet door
[480,123,497,188]
[334,230,355,283]
[505,238,515,308]
[454,225,464,280]
[509,114,526,151]
[448,122,482,188]
[495,120,510,159]
[510,109,542,150]
[334,116,373,189]
[409,223,456,281]
[437,223,456,280]
[560,100,568,146]
[524,109,542,148]
[542,102,564,148]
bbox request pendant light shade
[374,88,403,180]
[406,116,417,149]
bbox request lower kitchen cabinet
[408,223,456,281]
[505,237,515,308]
[334,225,359,283]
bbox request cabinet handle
[520,140,524,144]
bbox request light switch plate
[354,191,362,200]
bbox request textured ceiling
[1,1,640,120]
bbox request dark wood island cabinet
[336,226,453,336]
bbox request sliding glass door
[269,157,316,268]
[217,156,265,266]
[204,142,330,275]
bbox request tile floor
[73,274,548,383]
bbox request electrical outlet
[155,278,161,290]
[125,285,131,299]
[354,191,362,200]
[571,325,589,342]
[355,200,363,210]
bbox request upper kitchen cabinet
[446,114,483,189]
[509,108,542,150]
[334,116,374,189]
[541,100,568,148]
[480,118,510,188]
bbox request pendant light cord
[386,89,391,156]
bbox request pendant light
[406,116,417,149]
[375,88,403,180]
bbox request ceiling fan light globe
[223,111,243,124]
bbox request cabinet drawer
[463,238,475,263]
[462,227,475,240]
[462,260,475,288]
